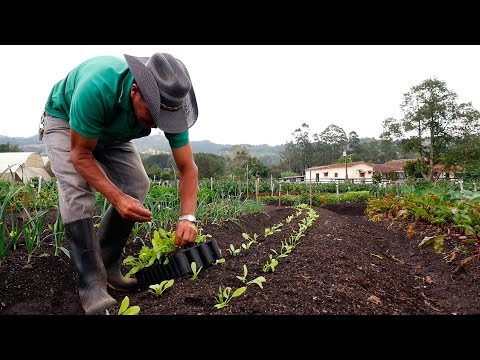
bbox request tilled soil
[1,203,479,316]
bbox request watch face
[180,215,196,222]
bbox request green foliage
[214,286,247,309]
[149,279,174,297]
[117,296,140,315]
[190,261,202,280]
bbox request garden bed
[1,203,479,315]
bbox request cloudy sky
[1,45,479,146]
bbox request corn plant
[149,279,174,297]
[214,286,247,309]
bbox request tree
[194,153,226,179]
[382,78,480,180]
[0,143,21,152]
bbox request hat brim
[124,54,198,134]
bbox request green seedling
[236,264,249,283]
[264,223,283,237]
[214,286,247,309]
[149,279,174,297]
[214,258,225,265]
[227,244,241,256]
[263,254,279,273]
[116,296,140,315]
[190,261,202,280]
[236,264,266,289]
[247,276,266,289]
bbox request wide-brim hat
[124,52,198,133]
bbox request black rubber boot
[97,206,138,291]
[64,218,117,315]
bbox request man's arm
[70,129,152,222]
[171,142,198,247]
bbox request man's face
[131,84,157,129]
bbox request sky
[1,45,480,146]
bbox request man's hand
[175,220,197,247]
[115,194,152,222]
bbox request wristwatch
[178,214,196,223]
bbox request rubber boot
[97,206,138,291]
[65,218,117,315]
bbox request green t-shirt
[45,55,188,148]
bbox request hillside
[0,133,285,165]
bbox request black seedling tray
[136,238,222,290]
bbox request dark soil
[1,203,479,316]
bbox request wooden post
[278,184,282,206]
[309,171,312,206]
[210,177,213,190]
[255,177,259,202]
[336,183,339,196]
[270,174,273,196]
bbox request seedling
[214,258,225,265]
[214,286,247,309]
[236,264,266,289]
[263,254,279,273]
[149,279,174,297]
[116,296,140,315]
[227,244,241,256]
[190,261,203,280]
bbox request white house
[305,161,374,183]
[0,152,52,183]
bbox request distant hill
[0,133,285,165]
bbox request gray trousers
[42,114,150,224]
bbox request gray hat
[124,52,198,133]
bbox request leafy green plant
[149,279,174,296]
[116,296,140,315]
[214,286,247,309]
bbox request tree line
[2,78,479,182]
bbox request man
[42,52,199,315]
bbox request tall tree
[194,153,226,179]
[382,78,479,180]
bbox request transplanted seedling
[214,286,247,309]
[149,279,174,297]
[190,261,202,280]
[236,264,267,289]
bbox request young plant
[214,258,225,265]
[190,261,202,280]
[263,254,279,273]
[227,244,241,256]
[264,223,283,237]
[116,296,140,315]
[214,286,247,309]
[149,279,174,297]
[241,232,258,250]
[236,264,266,289]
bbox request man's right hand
[115,194,152,222]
